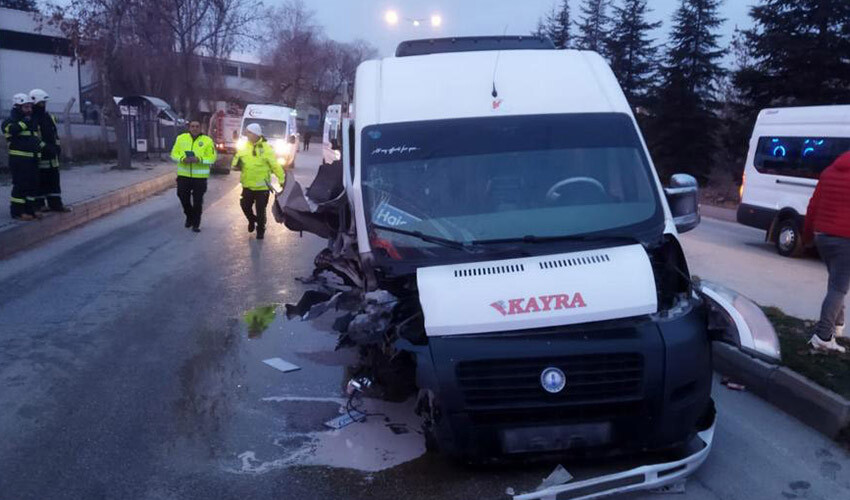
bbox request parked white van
[238,104,299,169]
[737,105,850,256]
[322,104,343,165]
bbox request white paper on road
[262,358,301,373]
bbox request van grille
[455,353,643,409]
[539,254,611,270]
[453,264,525,278]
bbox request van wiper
[372,224,475,252]
[471,234,639,245]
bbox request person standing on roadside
[170,120,216,232]
[30,89,71,212]
[802,151,850,354]
[3,93,41,221]
[232,123,285,240]
[303,131,311,152]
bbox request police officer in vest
[3,93,41,221]
[232,123,285,240]
[170,120,216,232]
[30,89,71,212]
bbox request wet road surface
[1,152,849,499]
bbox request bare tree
[312,39,377,120]
[260,0,325,107]
[47,0,137,169]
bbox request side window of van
[754,137,850,179]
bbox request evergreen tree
[576,0,611,55]
[605,0,661,106]
[0,0,38,11]
[533,1,571,49]
[648,0,725,182]
[736,0,850,108]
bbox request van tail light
[739,173,746,200]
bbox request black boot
[257,226,265,240]
[185,216,192,228]
[248,220,255,233]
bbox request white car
[738,105,850,256]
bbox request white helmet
[29,89,49,104]
[245,123,263,136]
[12,93,28,106]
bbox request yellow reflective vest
[232,137,285,191]
[171,133,216,178]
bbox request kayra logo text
[490,293,587,316]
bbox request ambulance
[238,104,299,168]
[278,36,781,498]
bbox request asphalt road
[1,153,849,500]
[680,217,835,320]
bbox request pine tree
[576,0,611,55]
[0,0,39,11]
[648,0,725,183]
[533,1,571,49]
[605,0,661,106]
[736,0,850,108]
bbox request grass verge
[762,306,850,400]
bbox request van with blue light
[738,105,850,257]
[238,104,299,169]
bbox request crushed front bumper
[514,407,716,500]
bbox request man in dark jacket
[803,150,850,354]
[2,93,41,221]
[30,89,70,212]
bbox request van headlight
[273,139,289,155]
[236,137,248,150]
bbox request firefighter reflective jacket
[33,106,60,168]
[170,133,216,178]
[232,137,285,191]
[2,108,41,160]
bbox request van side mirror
[288,135,298,145]
[665,173,700,233]
[330,139,341,151]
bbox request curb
[700,204,737,223]
[713,343,850,438]
[0,171,175,260]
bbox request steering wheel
[545,177,606,202]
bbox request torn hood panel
[416,244,657,337]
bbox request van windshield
[243,119,287,138]
[361,113,662,248]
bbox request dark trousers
[176,177,207,228]
[814,234,850,340]
[37,167,65,210]
[9,157,38,217]
[240,188,269,233]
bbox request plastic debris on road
[262,358,301,373]
[536,464,573,491]
[721,377,746,391]
[324,410,367,430]
[650,480,687,494]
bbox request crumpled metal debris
[536,464,573,491]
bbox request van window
[754,136,850,179]
[243,119,287,139]
[361,113,662,246]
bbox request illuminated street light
[431,14,442,28]
[385,10,399,25]
[412,19,421,27]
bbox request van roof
[354,49,631,126]
[395,36,554,57]
[756,105,850,126]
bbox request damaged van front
[276,37,780,475]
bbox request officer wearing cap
[30,89,71,212]
[232,123,285,240]
[3,93,41,221]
